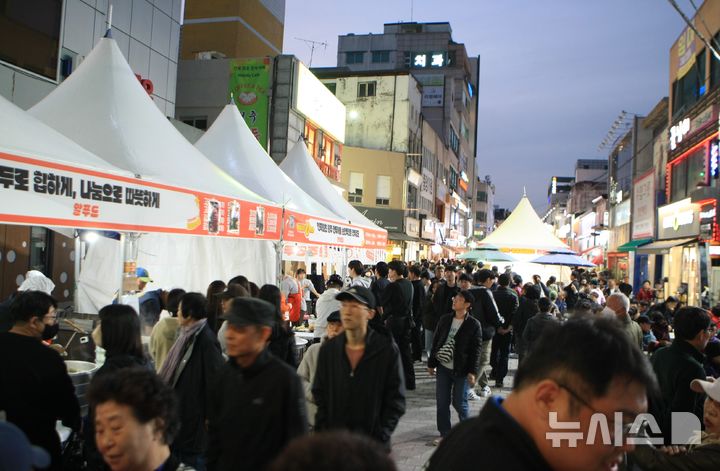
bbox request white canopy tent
[479,196,572,255]
[29,36,278,308]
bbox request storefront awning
[636,237,697,254]
[388,232,423,243]
[616,238,653,252]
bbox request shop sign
[614,200,631,227]
[422,219,435,240]
[710,140,719,179]
[229,58,271,149]
[632,171,655,239]
[421,169,434,200]
[699,200,717,241]
[416,75,444,107]
[669,118,690,151]
[669,105,719,152]
[658,198,700,239]
[405,217,419,237]
[551,176,557,194]
[578,212,596,238]
[355,206,404,232]
[294,62,346,142]
[675,27,696,79]
[411,52,447,69]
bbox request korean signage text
[632,171,655,239]
[229,58,270,149]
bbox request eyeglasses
[556,382,637,440]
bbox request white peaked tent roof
[280,141,381,230]
[195,105,342,221]
[29,37,270,205]
[479,196,571,252]
[0,94,127,174]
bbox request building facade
[474,176,495,240]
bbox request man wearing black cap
[207,297,307,471]
[312,286,406,449]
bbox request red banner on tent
[283,209,388,250]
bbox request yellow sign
[676,27,696,79]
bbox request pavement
[390,356,519,471]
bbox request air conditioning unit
[194,51,227,60]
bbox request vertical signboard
[632,171,655,239]
[229,58,270,149]
[416,75,444,107]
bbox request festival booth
[195,105,377,273]
[477,196,583,281]
[28,36,281,311]
[280,141,387,266]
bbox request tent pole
[73,230,81,311]
[117,232,126,302]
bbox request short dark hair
[180,293,208,320]
[456,289,475,305]
[258,284,283,324]
[98,304,144,358]
[538,297,553,312]
[348,260,364,276]
[166,288,186,317]
[88,368,180,445]
[387,260,407,277]
[665,296,679,304]
[672,307,711,341]
[326,275,344,288]
[248,282,260,297]
[9,290,57,324]
[458,272,473,284]
[514,317,658,400]
[228,275,250,291]
[295,268,306,275]
[523,283,541,300]
[420,270,431,280]
[409,265,422,277]
[267,431,397,471]
[474,269,495,284]
[374,262,389,278]
[497,273,511,287]
[548,276,557,284]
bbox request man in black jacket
[207,298,307,471]
[0,291,80,471]
[313,286,406,449]
[468,269,504,398]
[382,260,416,389]
[428,317,658,471]
[408,265,426,362]
[490,274,519,388]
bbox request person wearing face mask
[0,290,81,471]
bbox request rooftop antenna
[410,0,414,21]
[294,37,327,67]
[104,3,113,38]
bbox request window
[672,49,706,118]
[348,172,363,203]
[449,167,459,191]
[346,51,365,64]
[477,191,487,202]
[476,211,487,222]
[29,227,50,273]
[376,175,391,206]
[372,51,390,63]
[358,81,376,97]
[448,127,460,155]
[670,147,707,201]
[407,184,418,209]
[181,116,208,130]
[324,82,337,94]
[711,32,720,91]
[0,0,62,80]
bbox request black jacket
[381,278,414,320]
[427,397,553,471]
[427,282,459,331]
[312,329,406,445]
[512,297,539,354]
[468,286,504,340]
[410,279,425,324]
[172,323,225,454]
[207,349,307,471]
[522,312,559,354]
[0,332,81,470]
[428,313,482,377]
[493,287,519,329]
[268,326,298,368]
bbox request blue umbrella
[531,253,595,267]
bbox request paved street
[390,356,518,471]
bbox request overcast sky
[282,0,687,212]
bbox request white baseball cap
[690,377,720,402]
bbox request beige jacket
[149,317,179,371]
[297,341,323,428]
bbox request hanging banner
[676,27,696,79]
[283,210,388,249]
[0,151,282,240]
[229,58,271,149]
[632,171,655,239]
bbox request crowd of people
[0,260,719,470]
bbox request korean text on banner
[0,152,281,240]
[229,58,271,149]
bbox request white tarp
[196,104,342,221]
[280,141,381,230]
[479,196,572,253]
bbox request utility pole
[294,37,327,67]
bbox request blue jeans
[436,364,469,437]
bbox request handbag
[435,336,455,364]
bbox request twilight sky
[282,0,687,212]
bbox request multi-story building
[180,0,284,59]
[567,160,607,214]
[644,0,720,307]
[474,176,495,240]
[0,0,182,301]
[545,176,574,243]
[336,22,480,251]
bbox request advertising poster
[229,58,270,149]
[632,171,655,239]
[0,151,282,240]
